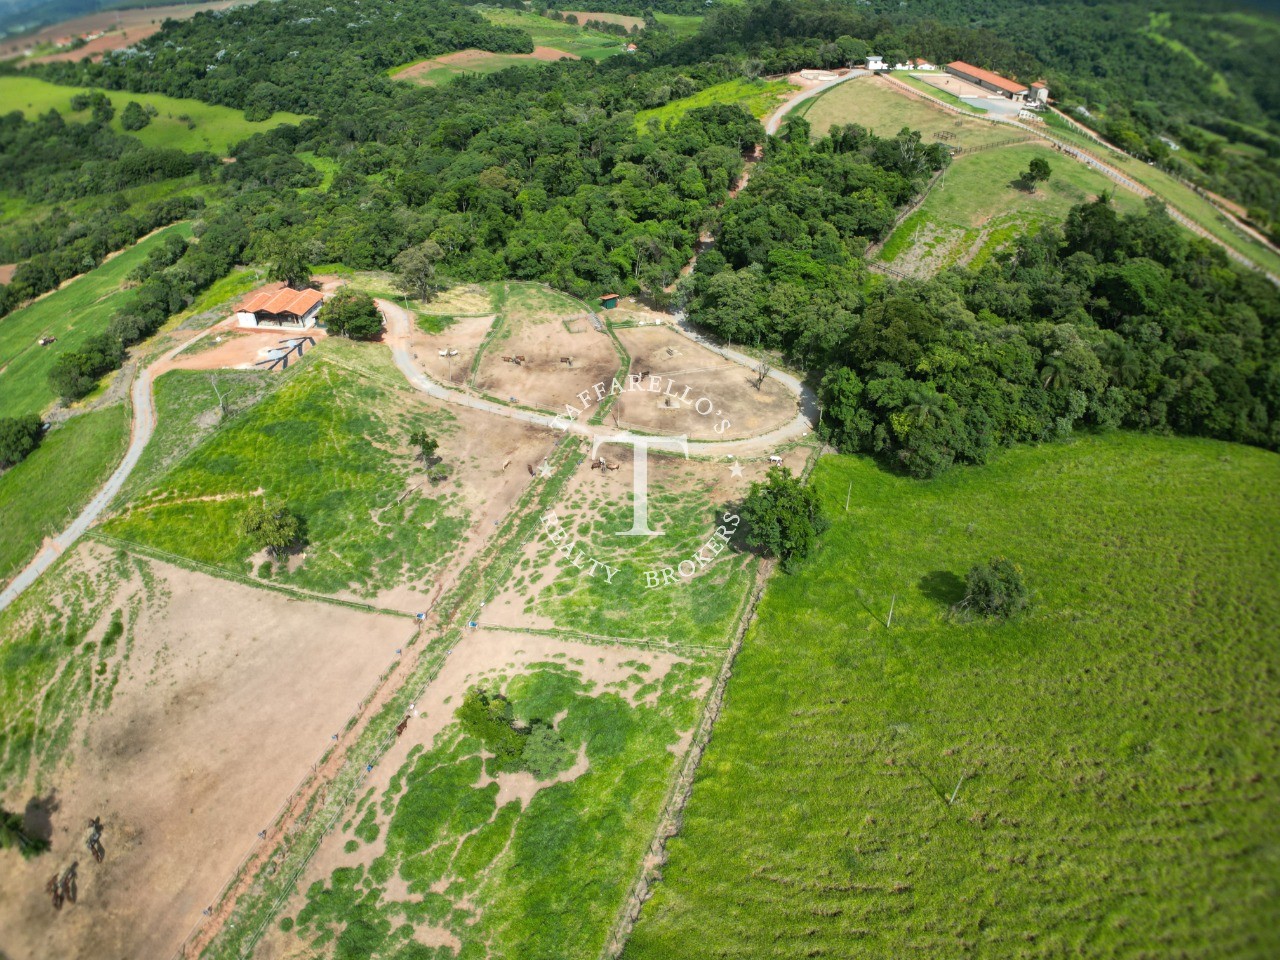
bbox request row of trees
[48,211,249,402]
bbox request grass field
[0,221,192,419]
[654,13,702,37]
[104,340,468,598]
[0,75,306,155]
[115,368,275,503]
[635,78,794,133]
[0,404,130,586]
[798,77,1011,149]
[478,7,629,60]
[283,656,714,959]
[0,546,146,787]
[625,433,1280,958]
[879,144,1145,273]
[895,72,987,113]
[506,464,755,648]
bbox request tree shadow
[23,790,59,843]
[918,570,966,607]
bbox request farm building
[866,55,887,72]
[1030,80,1050,104]
[945,60,1030,100]
[236,284,324,329]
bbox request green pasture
[115,368,275,503]
[0,404,129,585]
[0,547,149,789]
[626,432,1280,958]
[654,13,702,37]
[503,460,754,648]
[635,78,794,133]
[478,7,629,60]
[284,657,714,959]
[878,143,1144,271]
[104,340,468,599]
[0,75,307,155]
[798,77,1009,149]
[0,221,192,419]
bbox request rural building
[866,55,887,72]
[1030,80,1050,104]
[598,293,619,310]
[236,284,324,329]
[946,60,1029,100]
[897,57,936,70]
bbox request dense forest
[686,124,1280,474]
[2,0,1278,474]
[33,0,533,116]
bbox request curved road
[378,299,817,456]
[0,328,219,613]
[765,69,869,135]
[4,74,851,615]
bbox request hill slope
[627,432,1280,959]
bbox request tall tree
[394,240,445,302]
[268,237,311,290]
[740,466,829,572]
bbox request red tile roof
[241,285,323,316]
[946,61,1028,95]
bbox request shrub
[959,557,1030,618]
[740,465,829,572]
[241,502,303,556]
[120,101,151,131]
[521,722,575,779]
[455,687,526,770]
[322,289,383,340]
[0,414,44,469]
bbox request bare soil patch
[0,542,414,960]
[562,10,644,30]
[4,2,241,60]
[160,319,327,373]
[436,45,577,65]
[396,46,577,82]
[474,314,619,413]
[0,263,16,284]
[254,627,697,959]
[412,313,495,387]
[611,324,796,441]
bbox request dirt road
[378,299,817,456]
[0,325,219,613]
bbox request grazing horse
[46,874,63,911]
[394,717,409,737]
[86,817,104,863]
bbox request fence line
[876,74,1279,283]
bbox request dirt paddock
[0,543,414,960]
[474,314,619,413]
[253,626,700,958]
[612,325,797,441]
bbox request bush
[321,289,383,340]
[427,462,453,484]
[740,465,829,572]
[521,722,575,779]
[120,101,151,131]
[455,687,526,770]
[0,415,44,469]
[241,501,303,556]
[959,557,1030,619]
